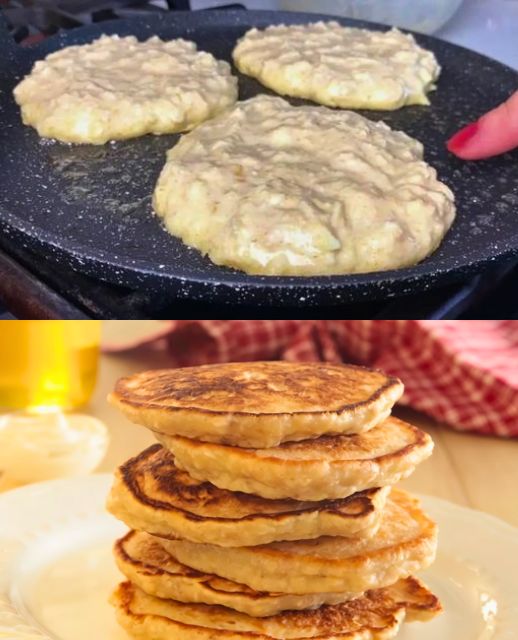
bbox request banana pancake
[115,531,366,616]
[107,445,388,547]
[111,576,441,640]
[157,489,437,595]
[158,416,433,501]
[109,362,403,448]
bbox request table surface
[93,344,518,529]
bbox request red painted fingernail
[447,121,480,153]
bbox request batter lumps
[14,35,238,144]
[153,96,455,277]
[233,22,440,110]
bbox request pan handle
[0,9,17,54]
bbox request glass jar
[0,320,101,411]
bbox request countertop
[92,342,518,529]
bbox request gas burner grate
[0,235,516,319]
[1,0,244,43]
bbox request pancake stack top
[107,361,441,640]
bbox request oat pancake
[233,23,440,110]
[110,362,403,447]
[115,531,366,616]
[14,35,237,144]
[107,445,388,547]
[157,490,437,595]
[112,576,441,640]
[152,96,455,276]
[158,416,433,501]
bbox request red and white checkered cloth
[104,320,518,438]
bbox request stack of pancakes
[107,361,441,640]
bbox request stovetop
[1,230,516,319]
[2,0,244,43]
[0,0,517,319]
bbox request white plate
[0,475,517,640]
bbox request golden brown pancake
[159,416,433,501]
[157,489,438,595]
[109,362,403,447]
[111,576,441,640]
[115,531,367,616]
[107,445,388,546]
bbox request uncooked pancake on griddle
[233,22,440,110]
[153,96,455,277]
[14,35,237,144]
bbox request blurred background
[1,0,518,68]
[197,0,518,71]
[0,319,517,526]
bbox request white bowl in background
[277,0,464,33]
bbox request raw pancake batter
[153,95,455,276]
[14,35,238,144]
[233,22,440,110]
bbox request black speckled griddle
[1,10,518,307]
